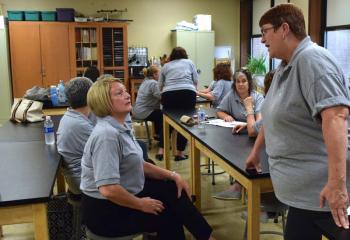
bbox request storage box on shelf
[41,11,56,21]
[24,11,40,21]
[56,8,75,22]
[7,11,24,21]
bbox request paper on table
[205,119,246,128]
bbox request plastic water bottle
[57,80,66,103]
[44,116,55,145]
[50,85,58,106]
[197,105,206,129]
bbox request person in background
[198,80,216,94]
[212,69,264,200]
[83,66,100,82]
[81,77,215,240]
[132,65,164,161]
[246,4,350,239]
[213,71,274,202]
[57,77,95,195]
[197,62,233,108]
[57,77,95,240]
[159,46,198,161]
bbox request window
[250,36,269,71]
[325,28,350,81]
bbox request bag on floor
[47,193,74,240]
[10,98,44,123]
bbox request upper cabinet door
[9,22,42,97]
[40,23,71,87]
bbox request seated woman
[132,65,164,160]
[213,70,274,201]
[213,69,264,200]
[81,77,214,240]
[57,77,95,194]
[197,62,232,108]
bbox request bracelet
[245,110,254,116]
[170,171,177,179]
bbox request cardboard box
[193,14,211,31]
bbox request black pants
[82,178,212,240]
[161,90,196,151]
[285,206,332,240]
[145,109,164,148]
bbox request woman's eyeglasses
[261,26,275,37]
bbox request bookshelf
[69,22,129,90]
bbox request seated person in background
[81,77,214,240]
[197,63,233,108]
[57,77,95,194]
[132,65,164,161]
[216,68,264,137]
[212,69,264,200]
[83,66,100,82]
[198,80,216,94]
[213,71,274,201]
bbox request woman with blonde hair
[81,77,214,239]
[132,65,164,160]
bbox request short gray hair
[65,77,93,109]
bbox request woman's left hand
[173,173,191,199]
[320,180,349,229]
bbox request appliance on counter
[128,46,148,78]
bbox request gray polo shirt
[217,90,264,121]
[81,116,145,199]
[132,78,161,119]
[57,109,95,193]
[262,37,350,211]
[159,59,198,93]
[211,79,232,108]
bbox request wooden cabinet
[171,30,215,88]
[9,22,71,97]
[130,78,144,105]
[9,21,129,98]
[69,22,129,90]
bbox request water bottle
[57,80,66,103]
[197,105,206,129]
[44,116,55,144]
[50,85,58,106]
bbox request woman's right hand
[139,197,164,215]
[232,123,247,134]
[224,115,234,122]
[245,151,262,173]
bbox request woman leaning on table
[80,77,214,240]
[216,68,264,137]
[158,46,198,161]
[245,3,350,240]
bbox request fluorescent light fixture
[0,16,4,29]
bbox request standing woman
[197,62,233,108]
[159,47,198,161]
[246,4,350,239]
[132,65,164,160]
[81,77,214,240]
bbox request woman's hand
[139,197,165,215]
[224,115,234,122]
[172,173,191,199]
[245,151,262,172]
[320,180,349,229]
[232,123,247,134]
[243,96,254,112]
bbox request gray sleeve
[304,73,350,120]
[92,135,122,188]
[159,69,165,91]
[151,81,161,99]
[254,93,265,113]
[211,81,223,100]
[191,62,199,85]
[216,93,231,113]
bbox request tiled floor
[1,127,285,240]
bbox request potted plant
[245,55,267,94]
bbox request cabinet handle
[42,67,46,77]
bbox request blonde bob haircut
[87,76,122,117]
